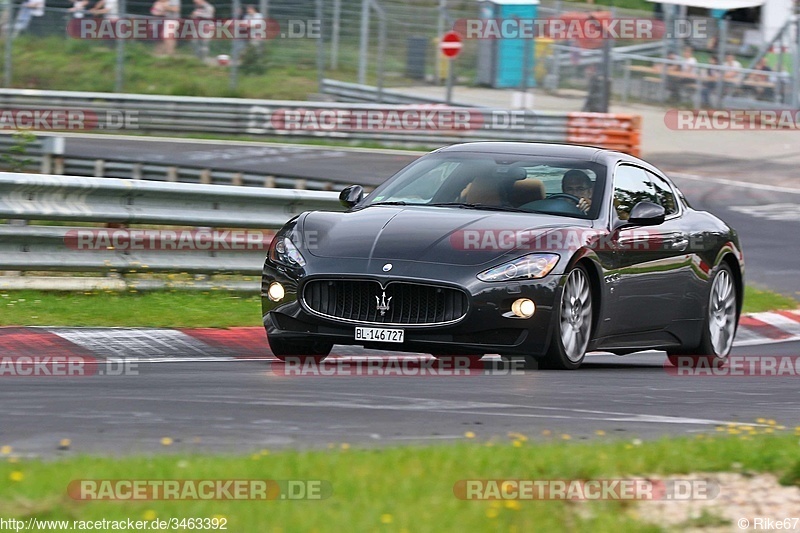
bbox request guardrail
[319,79,479,106]
[0,88,642,155]
[0,173,342,276]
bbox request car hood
[302,206,593,266]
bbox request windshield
[360,153,607,219]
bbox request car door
[606,164,690,335]
[646,169,700,324]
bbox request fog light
[511,298,535,318]
[268,282,285,302]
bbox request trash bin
[406,37,428,80]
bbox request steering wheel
[548,193,582,205]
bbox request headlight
[269,236,306,267]
[477,253,559,282]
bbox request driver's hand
[577,197,591,213]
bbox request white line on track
[669,172,800,194]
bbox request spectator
[150,0,167,17]
[150,0,167,52]
[14,0,45,37]
[680,46,697,74]
[723,53,743,83]
[701,56,720,108]
[68,0,88,19]
[659,51,682,103]
[243,4,264,47]
[746,57,775,100]
[190,0,214,60]
[156,0,180,55]
[89,0,119,20]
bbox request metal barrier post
[40,137,65,174]
[358,0,369,84]
[330,0,341,69]
[115,0,126,92]
[230,0,241,91]
[3,0,13,86]
[792,16,800,109]
[622,58,630,103]
[316,0,324,93]
[374,0,386,103]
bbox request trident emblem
[376,291,392,316]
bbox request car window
[647,171,678,215]
[372,160,460,203]
[362,154,606,220]
[519,166,597,196]
[612,165,656,220]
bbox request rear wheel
[267,336,332,363]
[537,265,593,370]
[667,263,737,368]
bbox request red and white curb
[734,310,800,346]
[0,310,798,362]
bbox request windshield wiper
[363,201,410,207]
[427,202,527,213]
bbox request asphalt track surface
[3,341,800,457]
[1,136,796,457]
[62,136,416,187]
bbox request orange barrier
[566,113,642,157]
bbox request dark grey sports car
[261,142,743,370]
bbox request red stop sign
[440,31,463,59]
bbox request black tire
[667,263,737,369]
[267,336,332,363]
[536,264,593,370]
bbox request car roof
[436,141,614,161]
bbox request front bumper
[261,258,562,357]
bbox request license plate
[355,327,404,343]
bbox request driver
[561,170,593,214]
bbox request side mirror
[628,201,666,226]
[339,185,364,208]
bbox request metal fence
[1,0,783,108]
[0,172,342,275]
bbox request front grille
[302,279,469,326]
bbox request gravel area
[634,472,800,531]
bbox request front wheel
[267,336,332,363]
[667,263,737,368]
[537,265,593,370]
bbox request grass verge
[0,286,795,328]
[743,286,798,314]
[0,290,262,328]
[1,433,799,532]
